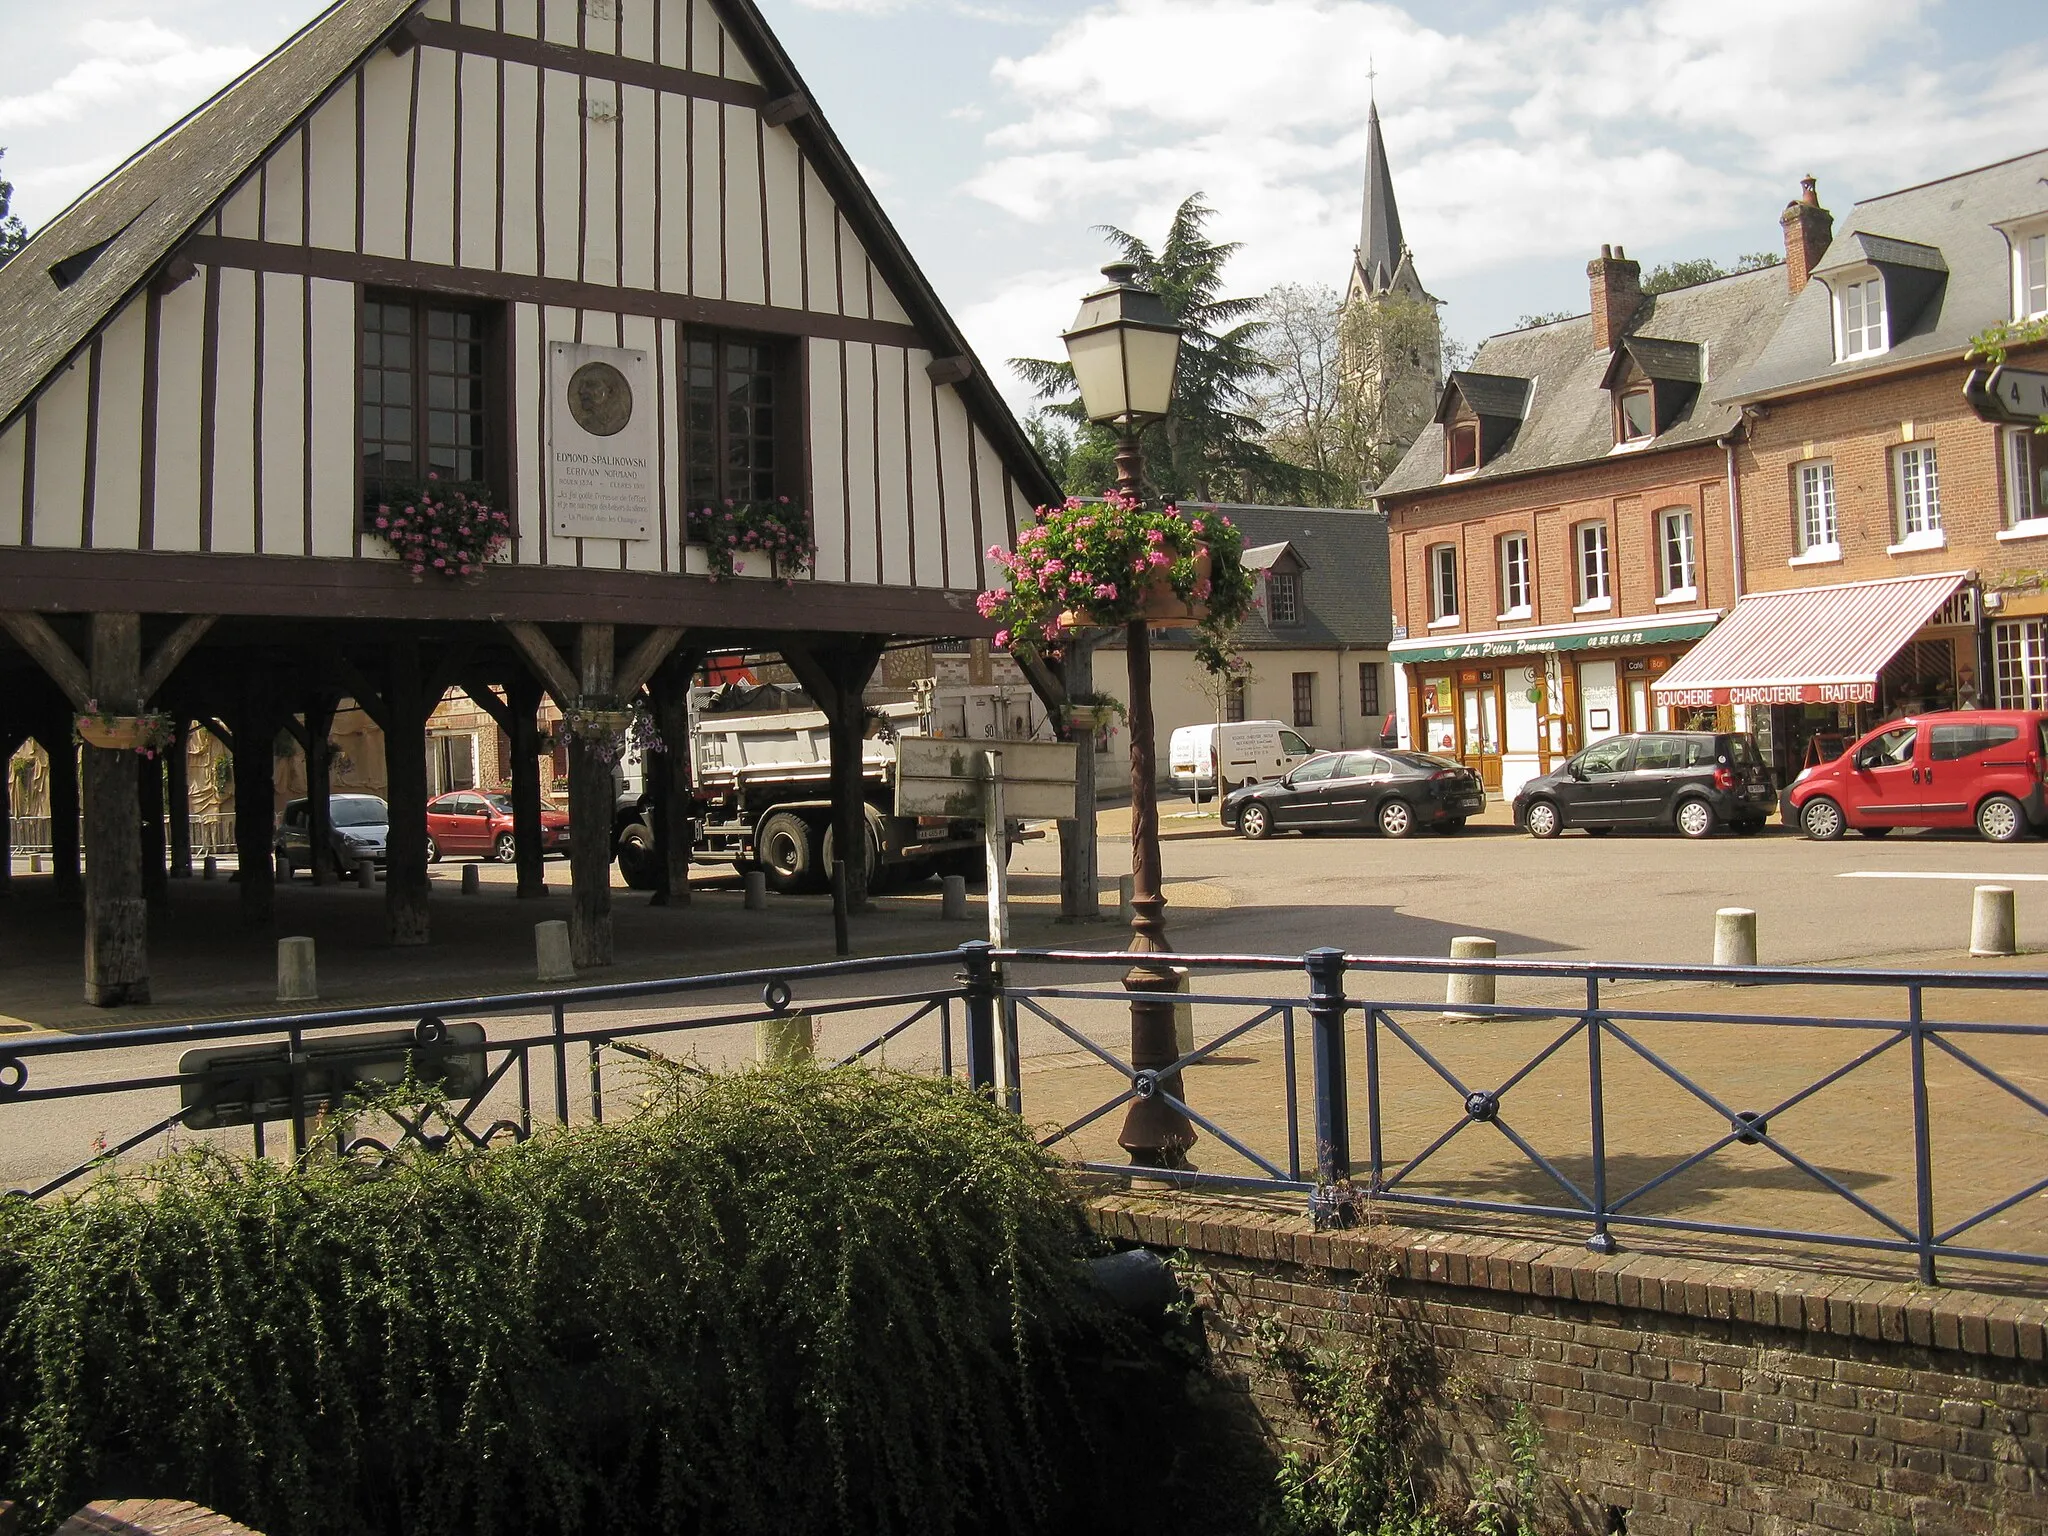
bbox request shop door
[1579,661,1621,746]
[1459,673,1503,791]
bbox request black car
[275,794,390,876]
[1222,750,1486,840]
[1512,732,1774,839]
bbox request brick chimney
[1587,244,1642,351]
[1780,175,1834,296]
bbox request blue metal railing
[1,941,2044,1287]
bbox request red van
[1787,710,2048,842]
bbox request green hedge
[0,1066,1102,1536]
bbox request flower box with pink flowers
[686,498,817,586]
[365,477,511,579]
[976,491,1254,657]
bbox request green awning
[1391,614,1719,665]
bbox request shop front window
[1995,618,2048,709]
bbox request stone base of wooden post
[757,1012,814,1065]
[277,936,317,1002]
[536,920,575,982]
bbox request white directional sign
[1966,365,2048,426]
[895,737,1079,821]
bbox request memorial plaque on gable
[548,342,655,540]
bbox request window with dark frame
[1358,662,1380,720]
[361,295,493,505]
[684,333,782,507]
[1291,672,1315,729]
[1225,678,1246,722]
[1268,569,1302,625]
[1618,387,1655,443]
[1447,421,1480,474]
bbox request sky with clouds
[5,0,2048,412]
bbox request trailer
[611,680,1052,893]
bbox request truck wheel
[616,824,658,891]
[821,808,891,895]
[757,811,819,894]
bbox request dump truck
[612,679,1052,894]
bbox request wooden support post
[784,637,886,918]
[138,749,167,904]
[649,651,697,907]
[166,720,192,878]
[83,613,149,1005]
[506,676,546,899]
[43,728,81,900]
[566,624,617,967]
[303,695,339,885]
[381,641,432,946]
[0,728,19,900]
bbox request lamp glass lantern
[1061,262,1182,426]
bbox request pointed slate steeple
[1354,100,1406,296]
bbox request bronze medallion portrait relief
[566,361,634,437]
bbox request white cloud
[0,19,257,132]
[966,0,2048,307]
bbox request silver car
[275,794,389,876]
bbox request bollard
[756,1011,815,1066]
[461,864,481,896]
[1971,885,2017,957]
[536,920,575,982]
[941,874,969,922]
[1444,936,1497,1018]
[744,869,768,911]
[277,936,317,1003]
[1172,967,1195,1059]
[29,854,43,873]
[275,849,293,883]
[202,854,218,881]
[1106,873,1134,921]
[1714,908,1758,968]
[355,858,375,889]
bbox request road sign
[1964,365,2048,425]
[894,737,1079,821]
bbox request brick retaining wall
[1087,1192,2048,1535]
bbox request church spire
[1354,98,1407,296]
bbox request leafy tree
[0,149,28,265]
[1251,281,1465,502]
[1642,249,1781,294]
[1516,310,1574,329]
[1012,194,1309,505]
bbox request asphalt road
[4,815,2045,1286]
[1092,813,2048,970]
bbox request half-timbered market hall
[0,0,1054,1004]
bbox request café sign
[1391,615,1717,664]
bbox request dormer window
[1447,422,1479,474]
[1817,233,1945,365]
[1618,388,1655,443]
[1838,274,1887,359]
[1433,371,1530,480]
[1599,338,1701,448]
[1267,569,1302,626]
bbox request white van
[1169,720,1316,794]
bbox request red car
[424,791,571,863]
[1788,710,2048,843]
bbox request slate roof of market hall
[1377,260,1794,499]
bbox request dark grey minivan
[1512,732,1775,839]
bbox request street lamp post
[1062,262,1196,1168]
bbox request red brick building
[1658,149,2048,780]
[1378,233,1798,797]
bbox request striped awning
[1651,572,1967,707]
